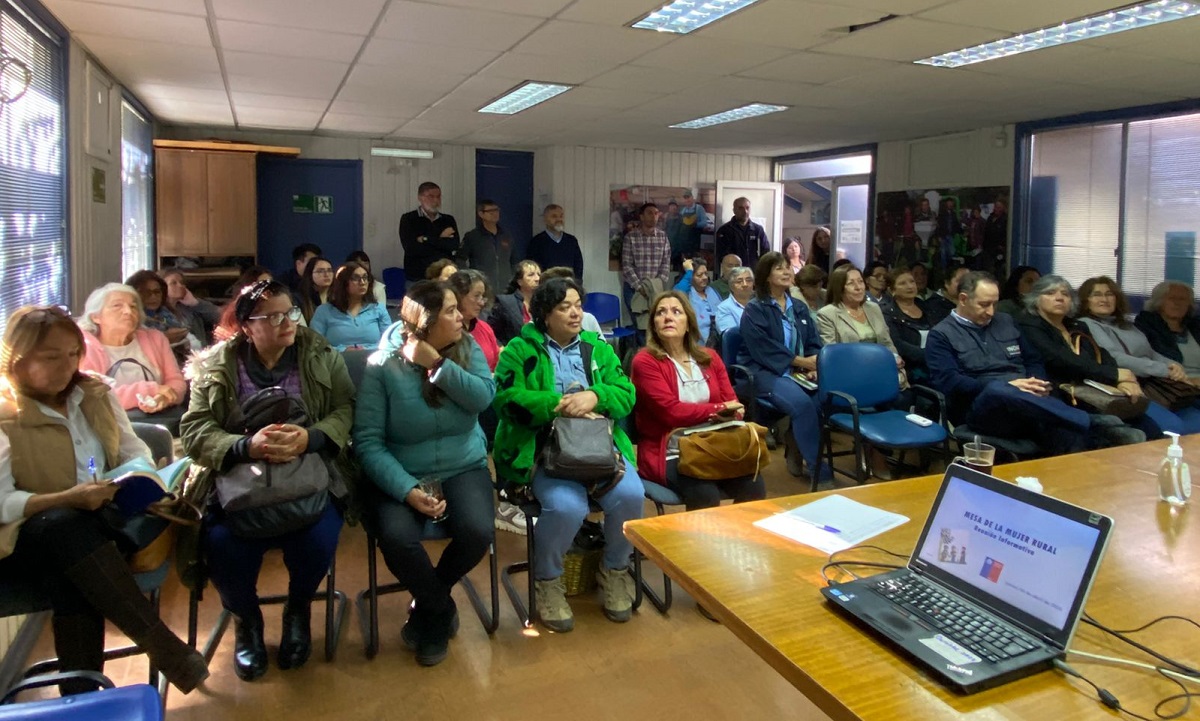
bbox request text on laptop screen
[916,475,1102,631]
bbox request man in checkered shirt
[621,203,671,327]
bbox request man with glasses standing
[399,182,459,283]
[460,199,512,294]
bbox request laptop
[820,462,1114,694]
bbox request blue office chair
[340,348,373,390]
[381,267,406,301]
[816,343,949,488]
[720,327,785,437]
[583,292,635,344]
[0,673,160,721]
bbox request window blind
[0,2,64,336]
[121,99,153,280]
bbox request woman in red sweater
[631,291,766,510]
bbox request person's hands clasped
[555,390,599,418]
[1009,377,1051,397]
[249,423,309,464]
[1167,363,1188,382]
[67,481,118,511]
[1117,379,1143,400]
[791,355,817,372]
[406,487,447,518]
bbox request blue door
[257,158,363,277]
[476,149,534,264]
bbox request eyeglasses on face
[248,306,302,326]
[24,305,72,324]
[350,274,371,284]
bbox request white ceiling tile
[374,2,544,51]
[419,0,573,17]
[736,51,899,84]
[555,86,660,110]
[210,0,386,34]
[223,52,348,97]
[1081,16,1200,56]
[632,36,793,75]
[76,33,223,85]
[916,0,1134,34]
[810,17,1005,61]
[231,92,329,112]
[557,0,666,27]
[228,73,340,100]
[134,84,230,104]
[147,98,234,125]
[43,0,211,45]
[478,53,615,84]
[215,20,365,63]
[816,0,951,12]
[510,21,672,62]
[695,0,888,50]
[358,38,499,75]
[236,107,322,130]
[44,0,205,14]
[340,64,467,105]
[326,99,425,119]
[319,113,405,134]
[586,63,719,90]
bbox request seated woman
[492,278,643,633]
[347,250,388,305]
[1136,281,1200,379]
[0,306,207,694]
[996,265,1041,316]
[738,252,827,481]
[782,237,805,275]
[426,259,459,281]
[1016,275,1156,442]
[161,268,220,344]
[1078,276,1200,433]
[230,265,273,300]
[714,266,754,334]
[181,280,354,682]
[309,262,391,351]
[490,260,540,346]
[672,257,723,344]
[126,270,202,364]
[631,291,765,511]
[78,283,187,424]
[881,268,934,385]
[353,280,495,666]
[794,264,827,312]
[297,256,335,324]
[817,266,909,391]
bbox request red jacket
[631,348,737,485]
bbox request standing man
[715,197,770,269]
[460,199,512,293]
[398,181,459,283]
[677,190,707,264]
[526,204,583,282]
[621,203,671,336]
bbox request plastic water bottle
[1158,431,1192,507]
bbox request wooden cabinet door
[206,151,257,256]
[155,149,208,256]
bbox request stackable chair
[0,673,160,721]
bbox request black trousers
[369,468,495,612]
[665,459,766,512]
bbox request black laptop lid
[908,463,1114,649]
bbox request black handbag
[539,342,624,497]
[1142,376,1200,411]
[1058,332,1149,421]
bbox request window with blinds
[0,3,64,336]
[121,100,152,280]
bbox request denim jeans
[531,457,644,581]
[761,375,823,474]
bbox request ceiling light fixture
[631,0,764,34]
[670,103,788,129]
[478,81,573,115]
[370,147,434,159]
[916,0,1200,68]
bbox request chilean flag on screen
[980,558,1004,583]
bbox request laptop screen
[910,465,1113,646]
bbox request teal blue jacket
[352,325,494,502]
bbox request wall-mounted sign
[293,194,333,214]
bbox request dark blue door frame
[257,157,363,277]
[475,149,534,265]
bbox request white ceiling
[41,0,1200,155]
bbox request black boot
[51,613,105,695]
[277,602,312,670]
[416,597,456,667]
[232,610,267,682]
[63,542,209,693]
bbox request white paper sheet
[753,494,910,553]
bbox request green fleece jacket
[492,323,635,485]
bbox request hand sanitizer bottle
[1158,431,1191,507]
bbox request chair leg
[323,558,347,662]
[353,534,381,659]
[501,512,537,628]
[458,542,500,635]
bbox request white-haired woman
[78,283,186,422]
[714,266,754,334]
[1136,281,1200,378]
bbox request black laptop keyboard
[875,575,1040,663]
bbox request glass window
[0,3,65,335]
[121,100,153,280]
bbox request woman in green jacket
[180,280,354,682]
[493,277,643,634]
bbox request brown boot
[51,613,106,695]
[64,542,209,693]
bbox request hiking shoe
[534,578,574,633]
[495,501,529,535]
[416,598,457,667]
[595,566,635,623]
[402,599,458,651]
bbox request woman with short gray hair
[1136,280,1200,376]
[714,266,754,334]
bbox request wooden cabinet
[156,148,257,257]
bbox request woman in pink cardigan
[630,290,766,511]
[78,283,187,425]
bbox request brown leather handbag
[1058,332,1149,421]
[677,422,771,481]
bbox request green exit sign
[293,194,333,214]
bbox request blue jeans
[623,283,645,346]
[762,375,823,474]
[531,458,644,581]
[204,501,342,619]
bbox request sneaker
[533,578,574,633]
[495,501,528,535]
[595,566,635,623]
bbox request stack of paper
[754,495,909,553]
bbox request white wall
[875,125,1016,192]
[535,146,772,297]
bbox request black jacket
[1134,311,1200,365]
[490,292,526,346]
[398,209,459,282]
[1016,312,1120,386]
[737,296,822,397]
[881,298,933,382]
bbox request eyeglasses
[247,306,302,326]
[23,305,72,324]
[350,274,370,284]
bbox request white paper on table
[753,494,909,554]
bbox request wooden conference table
[625,438,1198,721]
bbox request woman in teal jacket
[492,277,643,634]
[353,280,495,667]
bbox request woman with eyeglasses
[126,270,203,360]
[632,291,763,511]
[180,280,354,682]
[309,262,391,351]
[0,306,209,695]
[297,256,336,324]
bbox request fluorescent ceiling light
[371,147,434,159]
[670,103,788,129]
[478,81,573,115]
[916,0,1200,68]
[631,0,763,34]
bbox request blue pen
[797,517,841,534]
[88,456,97,483]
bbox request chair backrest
[381,267,406,300]
[721,326,742,369]
[0,678,161,720]
[130,422,174,468]
[341,348,372,390]
[816,343,900,410]
[583,292,621,325]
